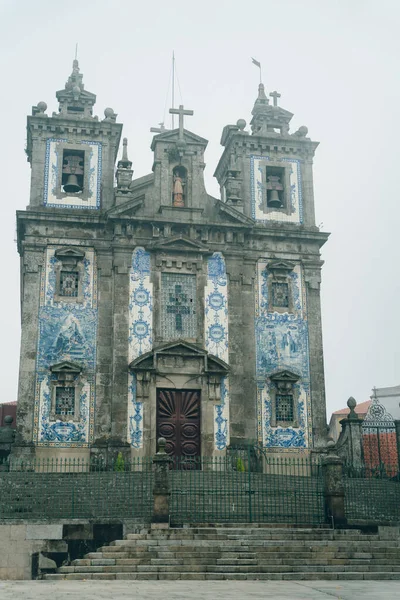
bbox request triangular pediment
[152,235,209,252]
[151,128,208,150]
[50,360,82,373]
[269,369,300,383]
[55,247,85,260]
[267,260,295,273]
[129,341,229,374]
[215,200,254,226]
[106,196,144,218]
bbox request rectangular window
[59,271,79,297]
[55,386,75,416]
[266,165,285,208]
[276,394,294,422]
[161,273,197,340]
[62,149,85,194]
[272,282,289,308]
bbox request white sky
[0,0,399,420]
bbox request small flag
[251,57,261,68]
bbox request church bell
[267,189,283,208]
[62,153,84,194]
[63,174,81,193]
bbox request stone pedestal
[322,441,347,526]
[336,397,364,468]
[152,438,172,524]
[0,416,16,471]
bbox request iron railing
[344,462,400,523]
[170,454,325,525]
[0,457,154,520]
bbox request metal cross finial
[150,122,168,134]
[269,91,281,107]
[169,104,194,140]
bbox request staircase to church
[44,525,400,581]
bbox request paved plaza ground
[0,581,399,599]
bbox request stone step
[44,571,400,581]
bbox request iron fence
[344,463,400,523]
[170,454,325,525]
[362,423,399,477]
[0,457,154,520]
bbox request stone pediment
[215,200,254,226]
[129,341,229,376]
[106,196,144,219]
[269,369,300,383]
[55,247,85,261]
[151,128,208,150]
[266,260,295,273]
[151,235,209,253]
[50,360,82,374]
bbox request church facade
[15,60,329,463]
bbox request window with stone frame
[271,282,289,309]
[269,370,300,427]
[55,386,75,416]
[161,273,197,340]
[267,261,295,314]
[62,149,85,194]
[50,361,82,422]
[59,270,79,298]
[266,165,285,209]
[275,393,294,423]
[54,247,85,303]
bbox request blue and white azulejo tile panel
[33,247,97,447]
[205,253,230,450]
[128,248,153,448]
[250,155,303,224]
[43,138,102,209]
[255,260,311,449]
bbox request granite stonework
[15,63,330,459]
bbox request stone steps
[43,525,400,581]
[45,572,400,581]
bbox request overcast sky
[0,0,399,419]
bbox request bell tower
[215,82,329,449]
[26,59,122,211]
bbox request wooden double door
[156,389,201,459]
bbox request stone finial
[236,119,246,131]
[347,396,357,420]
[4,416,13,426]
[157,437,167,454]
[116,137,133,191]
[103,107,117,123]
[294,125,308,137]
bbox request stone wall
[0,522,66,580]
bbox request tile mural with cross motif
[205,253,230,450]
[127,248,153,448]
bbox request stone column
[322,441,347,526]
[304,266,328,448]
[152,438,172,526]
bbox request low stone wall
[0,522,66,580]
[0,520,141,580]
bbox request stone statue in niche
[172,167,186,207]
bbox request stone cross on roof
[269,91,281,107]
[169,104,194,140]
